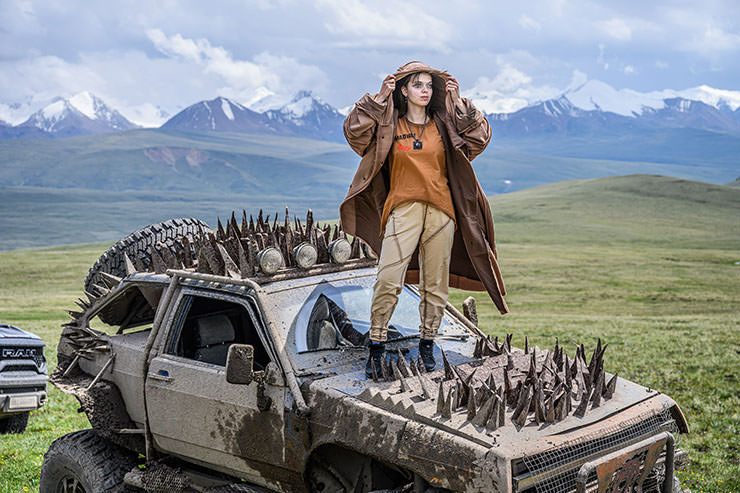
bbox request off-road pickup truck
[0,323,48,433]
[41,212,688,492]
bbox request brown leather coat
[340,62,508,314]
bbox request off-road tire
[84,217,210,293]
[0,411,29,434]
[40,429,138,493]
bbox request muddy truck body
[43,213,689,492]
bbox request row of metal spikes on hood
[119,208,374,280]
[369,336,617,429]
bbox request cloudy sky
[2,0,739,125]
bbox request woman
[340,61,509,377]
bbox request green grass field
[1,174,739,492]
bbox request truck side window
[170,296,270,369]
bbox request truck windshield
[270,273,467,353]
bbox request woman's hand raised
[377,75,396,103]
[446,77,465,111]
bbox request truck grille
[1,364,39,373]
[0,346,45,369]
[515,410,678,493]
[0,386,45,394]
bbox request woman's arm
[446,78,492,161]
[343,75,395,157]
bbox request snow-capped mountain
[263,91,345,140]
[161,96,270,133]
[15,92,138,137]
[485,80,740,137]
[162,91,345,141]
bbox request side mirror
[226,344,263,384]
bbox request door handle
[149,369,173,382]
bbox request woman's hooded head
[391,61,449,118]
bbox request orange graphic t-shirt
[381,116,456,231]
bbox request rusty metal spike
[66,310,84,319]
[486,395,501,431]
[257,209,265,231]
[216,243,240,279]
[512,385,533,427]
[471,395,493,427]
[182,236,195,268]
[216,218,226,240]
[416,355,426,373]
[350,236,361,259]
[441,350,455,381]
[462,296,478,326]
[564,354,572,388]
[316,232,329,264]
[241,210,249,237]
[466,387,478,420]
[442,388,454,418]
[150,245,167,274]
[534,383,547,424]
[91,284,110,297]
[306,209,314,234]
[498,387,505,427]
[249,215,255,234]
[134,252,147,272]
[573,391,589,418]
[237,240,253,278]
[604,373,618,399]
[543,350,554,372]
[74,299,89,311]
[371,359,379,383]
[383,355,393,382]
[524,336,529,354]
[506,333,512,352]
[504,369,512,398]
[99,272,122,289]
[396,350,411,378]
[409,357,419,377]
[473,337,482,359]
[122,253,136,276]
[526,353,537,383]
[436,381,446,414]
[158,242,179,269]
[590,370,604,408]
[417,373,432,399]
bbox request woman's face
[402,72,433,108]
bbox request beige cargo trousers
[370,201,455,342]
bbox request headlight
[257,247,284,274]
[328,238,352,264]
[293,243,318,269]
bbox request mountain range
[3,80,740,141]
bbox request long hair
[392,72,446,119]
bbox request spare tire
[84,217,211,293]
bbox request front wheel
[0,411,29,434]
[40,429,138,493]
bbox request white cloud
[518,15,541,32]
[464,64,561,114]
[624,65,635,74]
[598,18,632,41]
[145,29,327,105]
[597,44,609,70]
[314,0,452,50]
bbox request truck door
[145,289,288,483]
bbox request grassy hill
[1,174,738,491]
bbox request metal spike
[241,210,249,237]
[441,388,454,419]
[524,336,529,354]
[66,310,84,319]
[383,355,393,382]
[604,373,618,399]
[555,391,567,421]
[471,395,493,427]
[590,370,604,408]
[74,299,89,311]
[391,358,404,383]
[535,382,546,424]
[498,387,505,427]
[573,392,589,418]
[512,385,533,427]
[417,373,432,399]
[91,284,110,297]
[216,243,240,278]
[237,240,253,278]
[436,381,446,414]
[84,291,99,305]
[99,272,122,289]
[466,387,478,420]
[396,350,411,378]
[442,350,455,381]
[371,359,379,383]
[216,218,226,240]
[564,355,572,389]
[409,357,419,376]
[486,395,501,431]
[122,253,137,275]
[505,333,512,352]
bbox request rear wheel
[84,217,210,292]
[0,411,29,434]
[40,429,138,493]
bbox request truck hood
[0,323,44,343]
[304,347,673,456]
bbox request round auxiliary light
[292,242,318,269]
[328,238,352,264]
[257,247,284,275]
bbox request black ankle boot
[365,342,385,378]
[419,339,436,372]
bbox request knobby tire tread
[84,217,210,292]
